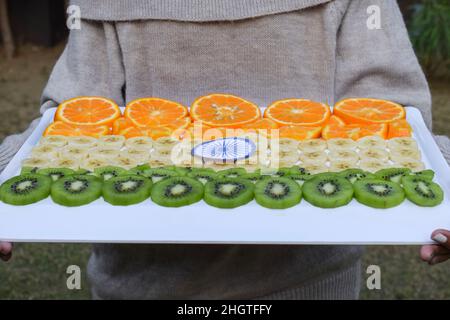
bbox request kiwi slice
[21,166,38,174]
[37,168,75,181]
[375,168,411,184]
[187,170,217,184]
[411,169,435,181]
[0,174,52,205]
[402,176,443,207]
[75,169,91,175]
[102,174,152,206]
[151,176,204,207]
[255,177,301,209]
[143,168,179,183]
[289,166,311,176]
[51,175,102,207]
[94,166,127,181]
[242,172,262,183]
[216,168,247,179]
[287,174,313,186]
[129,164,151,175]
[302,174,353,208]
[353,179,405,209]
[204,178,254,208]
[339,169,375,184]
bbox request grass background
[0,44,449,300]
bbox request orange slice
[44,121,110,137]
[55,97,121,126]
[388,120,412,139]
[278,126,322,140]
[124,97,188,127]
[334,98,405,125]
[264,99,331,127]
[241,118,279,130]
[120,126,174,140]
[326,115,346,126]
[150,127,173,140]
[156,117,191,131]
[112,117,135,134]
[322,124,360,140]
[173,123,214,141]
[119,127,152,139]
[190,94,261,128]
[360,123,389,139]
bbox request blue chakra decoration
[192,137,257,163]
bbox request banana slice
[301,162,329,174]
[390,148,421,161]
[60,145,90,160]
[235,154,260,166]
[328,150,359,162]
[271,138,299,152]
[89,147,120,159]
[38,135,69,147]
[121,148,150,164]
[359,159,389,173]
[22,157,53,169]
[149,159,170,168]
[359,148,389,162]
[329,160,357,172]
[99,135,125,149]
[298,139,327,152]
[387,137,418,150]
[327,138,357,151]
[177,156,203,168]
[240,164,261,173]
[31,145,59,159]
[203,162,235,171]
[239,131,269,152]
[125,137,153,150]
[81,157,111,171]
[68,136,98,148]
[150,149,181,162]
[299,151,327,164]
[357,135,386,150]
[53,158,80,170]
[111,155,139,169]
[393,159,425,172]
[277,158,299,168]
[153,137,180,152]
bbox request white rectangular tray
[0,107,449,244]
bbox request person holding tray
[1,0,450,299]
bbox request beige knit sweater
[1,0,449,299]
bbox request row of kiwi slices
[0,165,443,209]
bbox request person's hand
[0,242,13,262]
[421,230,450,265]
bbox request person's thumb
[431,230,450,250]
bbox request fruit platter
[0,95,449,244]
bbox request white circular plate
[192,138,256,162]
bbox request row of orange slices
[44,94,412,140]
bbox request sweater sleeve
[334,0,432,128]
[0,20,125,173]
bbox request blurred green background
[0,0,449,299]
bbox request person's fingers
[0,242,13,255]
[420,245,450,262]
[429,254,450,266]
[431,230,450,250]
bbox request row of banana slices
[24,135,178,171]
[22,135,425,173]
[268,136,424,172]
